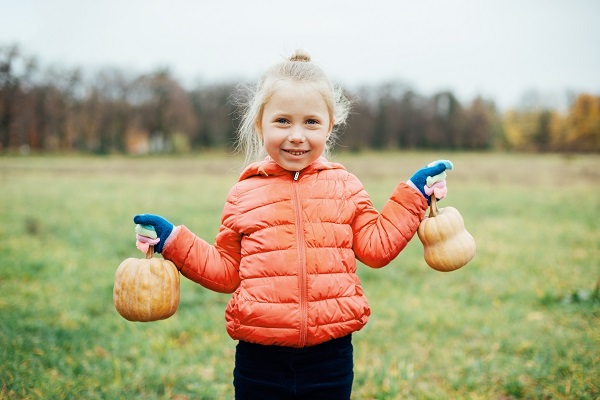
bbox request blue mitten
[133,214,174,253]
[408,160,453,204]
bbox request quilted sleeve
[351,180,427,268]
[161,188,242,294]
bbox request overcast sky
[2,0,599,109]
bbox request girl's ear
[327,119,334,138]
[255,120,263,137]
[255,110,264,137]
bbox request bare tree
[189,83,238,151]
[463,97,497,149]
[133,69,197,152]
[0,44,36,150]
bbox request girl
[134,50,452,399]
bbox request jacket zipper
[291,170,308,346]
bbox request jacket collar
[239,156,346,181]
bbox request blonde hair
[235,50,351,165]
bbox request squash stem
[145,245,154,259]
[429,196,440,218]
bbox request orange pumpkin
[113,247,180,321]
[417,197,476,272]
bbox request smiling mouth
[284,150,309,156]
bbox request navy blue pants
[233,335,354,400]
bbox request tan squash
[113,246,180,321]
[417,197,476,272]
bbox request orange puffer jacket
[162,157,427,348]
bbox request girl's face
[258,81,333,172]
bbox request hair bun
[289,49,311,62]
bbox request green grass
[1,151,599,399]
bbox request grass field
[1,151,599,399]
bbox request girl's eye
[275,118,289,124]
[306,119,319,125]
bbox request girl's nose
[288,126,306,143]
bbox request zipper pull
[294,171,300,181]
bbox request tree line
[1,44,598,154]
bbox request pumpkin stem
[429,196,440,218]
[145,245,154,259]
